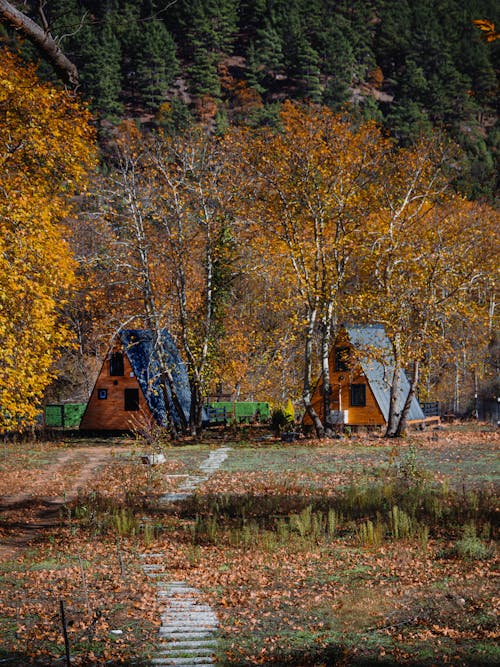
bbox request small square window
[98,389,107,400]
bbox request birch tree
[359,136,499,435]
[148,128,236,433]
[104,123,235,435]
[227,101,390,437]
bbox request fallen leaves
[0,533,159,665]
[0,429,498,665]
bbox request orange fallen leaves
[1,433,498,665]
[1,530,159,665]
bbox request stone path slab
[160,447,231,503]
[144,575,219,666]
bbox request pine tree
[246,16,286,94]
[79,19,123,116]
[189,46,221,97]
[208,0,239,54]
[295,40,323,102]
[133,20,179,110]
[175,0,238,99]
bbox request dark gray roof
[345,324,425,422]
[119,329,191,428]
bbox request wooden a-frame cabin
[303,324,425,429]
[80,329,191,431]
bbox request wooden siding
[303,336,385,426]
[80,350,154,430]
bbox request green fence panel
[206,401,270,423]
[63,404,87,427]
[234,403,256,418]
[45,405,64,427]
[44,403,87,428]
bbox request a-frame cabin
[80,329,190,431]
[303,324,425,428]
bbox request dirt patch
[0,445,125,560]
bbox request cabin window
[124,388,139,411]
[335,347,350,371]
[110,352,124,376]
[350,384,366,407]
[98,389,107,400]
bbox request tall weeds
[181,480,497,551]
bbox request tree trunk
[385,336,402,437]
[188,375,204,436]
[395,359,420,437]
[302,306,324,437]
[149,325,189,436]
[134,201,188,436]
[321,303,334,437]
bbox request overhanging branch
[0,0,79,86]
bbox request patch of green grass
[438,523,495,561]
[344,630,396,651]
[470,642,500,661]
[454,535,492,561]
[393,638,500,666]
[218,444,392,476]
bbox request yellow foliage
[0,48,96,432]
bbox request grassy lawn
[0,424,498,665]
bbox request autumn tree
[357,137,499,436]
[0,48,95,432]
[148,128,236,433]
[216,236,304,403]
[227,101,391,437]
[54,187,122,402]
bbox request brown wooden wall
[80,349,154,430]
[303,334,385,427]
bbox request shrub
[271,406,294,435]
[453,523,492,561]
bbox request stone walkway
[143,447,231,666]
[160,447,232,503]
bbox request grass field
[0,424,498,665]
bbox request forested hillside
[3,0,499,199]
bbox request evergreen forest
[3,0,499,200]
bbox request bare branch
[57,10,88,44]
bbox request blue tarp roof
[345,324,425,422]
[119,329,191,428]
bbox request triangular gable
[344,324,425,422]
[120,329,191,428]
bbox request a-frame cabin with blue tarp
[303,324,425,429]
[80,329,191,431]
